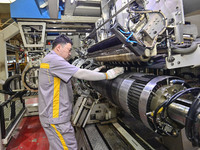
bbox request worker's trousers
[41,121,78,150]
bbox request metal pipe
[168,103,189,125]
[172,42,199,54]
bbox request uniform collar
[50,50,56,54]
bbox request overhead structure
[3,0,200,150]
[10,0,101,35]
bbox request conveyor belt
[85,124,109,150]
[97,124,134,150]
[82,123,135,150]
[75,119,166,150]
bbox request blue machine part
[10,0,61,19]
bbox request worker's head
[52,34,73,60]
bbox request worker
[38,34,124,150]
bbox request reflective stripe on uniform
[40,63,50,69]
[51,124,68,150]
[53,77,60,118]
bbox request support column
[0,22,19,102]
[0,34,7,102]
[0,31,6,149]
[0,121,5,150]
[0,34,8,81]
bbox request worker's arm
[73,67,124,81]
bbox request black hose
[185,94,200,147]
[153,87,200,136]
[3,74,22,95]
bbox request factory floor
[6,116,49,150]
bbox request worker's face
[59,43,72,60]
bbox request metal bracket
[72,95,117,128]
[18,22,46,48]
[166,45,200,69]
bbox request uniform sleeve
[73,69,106,81]
[50,58,79,83]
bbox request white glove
[93,65,106,72]
[105,67,124,79]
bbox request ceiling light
[67,32,73,35]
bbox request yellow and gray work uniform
[38,51,79,150]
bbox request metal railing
[0,92,26,144]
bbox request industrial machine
[71,0,200,149]
[1,0,200,150]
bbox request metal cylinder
[90,73,190,130]
[94,53,140,62]
[168,103,189,126]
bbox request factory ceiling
[0,0,102,53]
[0,0,101,27]
[14,0,101,35]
